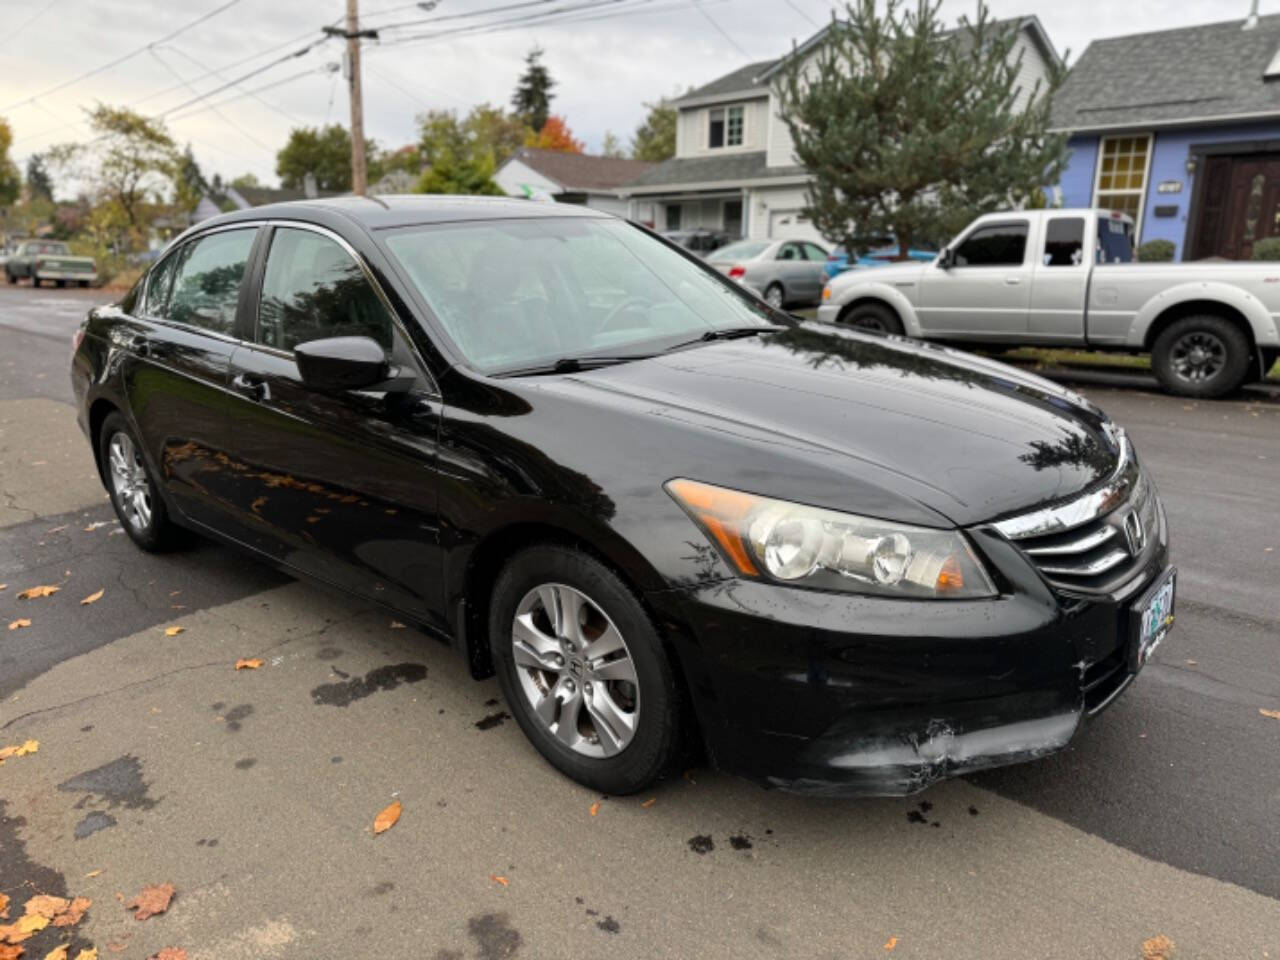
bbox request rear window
[1043,218,1085,267]
[1096,217,1135,264]
[709,240,769,262]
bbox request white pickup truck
[816,208,1280,397]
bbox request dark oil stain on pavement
[687,834,714,854]
[969,805,980,816]
[74,810,117,839]
[234,757,257,770]
[365,881,395,896]
[729,834,753,850]
[223,704,254,732]
[595,915,621,934]
[0,799,93,955]
[468,912,522,960]
[57,754,158,810]
[475,711,511,730]
[316,646,343,659]
[310,663,427,707]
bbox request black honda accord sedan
[70,196,1174,796]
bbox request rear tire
[5,271,15,285]
[31,277,41,288]
[55,279,66,288]
[764,283,785,309]
[98,412,182,552]
[839,301,904,335]
[1151,314,1251,398]
[489,544,683,795]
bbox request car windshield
[383,217,775,374]
[708,240,769,262]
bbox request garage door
[768,209,826,244]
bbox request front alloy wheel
[511,583,639,757]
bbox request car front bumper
[815,303,841,325]
[649,529,1169,797]
[36,270,98,283]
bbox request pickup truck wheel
[31,277,41,288]
[840,302,904,335]
[5,272,14,285]
[1152,315,1250,398]
[55,279,66,288]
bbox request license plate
[1131,568,1175,669]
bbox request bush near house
[1137,239,1175,262]
[1250,237,1280,260]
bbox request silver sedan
[705,239,829,309]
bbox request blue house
[1051,11,1280,260]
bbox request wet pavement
[2,285,1278,959]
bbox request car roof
[194,194,612,233]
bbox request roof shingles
[512,148,655,192]
[622,151,806,190]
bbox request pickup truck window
[1096,217,1135,264]
[954,222,1027,267]
[1044,218,1085,267]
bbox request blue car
[823,239,938,279]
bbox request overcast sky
[0,0,1266,193]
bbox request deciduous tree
[0,118,24,208]
[525,115,583,154]
[276,124,358,192]
[630,99,677,163]
[601,131,625,159]
[776,0,1068,255]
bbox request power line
[155,41,327,120]
[368,0,555,32]
[692,0,751,58]
[148,48,275,152]
[162,46,298,122]
[1,0,62,50]
[164,65,336,126]
[1,0,245,112]
[784,0,820,29]
[378,0,640,47]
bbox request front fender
[1127,280,1280,348]
[831,279,924,337]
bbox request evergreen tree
[776,0,1068,255]
[25,152,53,202]
[173,143,206,212]
[511,47,556,133]
[630,99,677,163]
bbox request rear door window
[1043,218,1085,266]
[163,229,257,335]
[257,227,393,352]
[954,222,1028,266]
[802,242,828,261]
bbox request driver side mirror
[939,248,955,270]
[295,336,390,392]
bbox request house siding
[1009,31,1051,114]
[676,97,770,158]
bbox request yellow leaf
[489,874,509,887]
[17,585,59,599]
[641,797,657,808]
[8,618,32,630]
[17,913,49,935]
[588,801,601,817]
[1261,708,1280,720]
[85,870,103,879]
[79,589,105,606]
[235,658,263,670]
[163,626,184,637]
[884,936,898,951]
[73,950,98,960]
[16,740,38,756]
[373,800,401,835]
[45,946,69,960]
[0,893,7,918]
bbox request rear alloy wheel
[490,545,683,794]
[98,411,181,551]
[840,301,904,335]
[1151,315,1250,398]
[764,283,785,309]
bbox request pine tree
[630,99,677,163]
[25,152,53,202]
[775,0,1069,255]
[511,47,556,133]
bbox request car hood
[836,259,927,287]
[540,324,1120,528]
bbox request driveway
[2,285,1278,959]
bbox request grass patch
[1000,347,1279,380]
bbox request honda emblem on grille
[1122,510,1146,555]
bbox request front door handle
[231,373,268,402]
[131,335,152,358]
[1004,276,1021,285]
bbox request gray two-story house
[621,16,1059,245]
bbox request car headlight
[666,478,997,599]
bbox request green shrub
[1137,239,1175,262]
[1251,237,1280,260]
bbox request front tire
[98,412,181,551]
[489,544,683,794]
[1151,315,1250,398]
[839,301,904,335]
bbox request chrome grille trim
[1023,524,1118,557]
[1036,547,1129,577]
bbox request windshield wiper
[496,354,654,377]
[666,325,784,351]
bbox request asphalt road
[2,284,1278,959]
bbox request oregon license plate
[1131,568,1175,669]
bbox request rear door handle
[231,373,268,402]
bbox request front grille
[993,435,1164,597]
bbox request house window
[708,105,744,149]
[1094,135,1152,240]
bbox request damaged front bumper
[651,533,1166,797]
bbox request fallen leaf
[73,951,97,960]
[1184,659,1197,666]
[46,525,68,534]
[1141,934,1175,960]
[489,875,509,887]
[588,801,601,817]
[12,914,49,937]
[0,946,23,960]
[641,797,657,808]
[235,658,263,670]
[0,893,7,918]
[17,586,59,600]
[0,584,7,591]
[884,936,898,951]
[389,621,406,629]
[85,871,103,879]
[373,800,401,835]
[23,897,67,920]
[9,740,40,757]
[148,950,186,960]
[1261,708,1280,720]
[125,883,174,921]
[8,619,31,631]
[44,947,68,960]
[163,626,184,637]
[80,589,105,606]
[52,898,90,928]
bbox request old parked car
[5,239,99,288]
[818,208,1280,397]
[707,238,828,308]
[72,196,1173,797]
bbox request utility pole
[324,3,378,196]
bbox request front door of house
[723,199,743,238]
[1192,153,1280,260]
